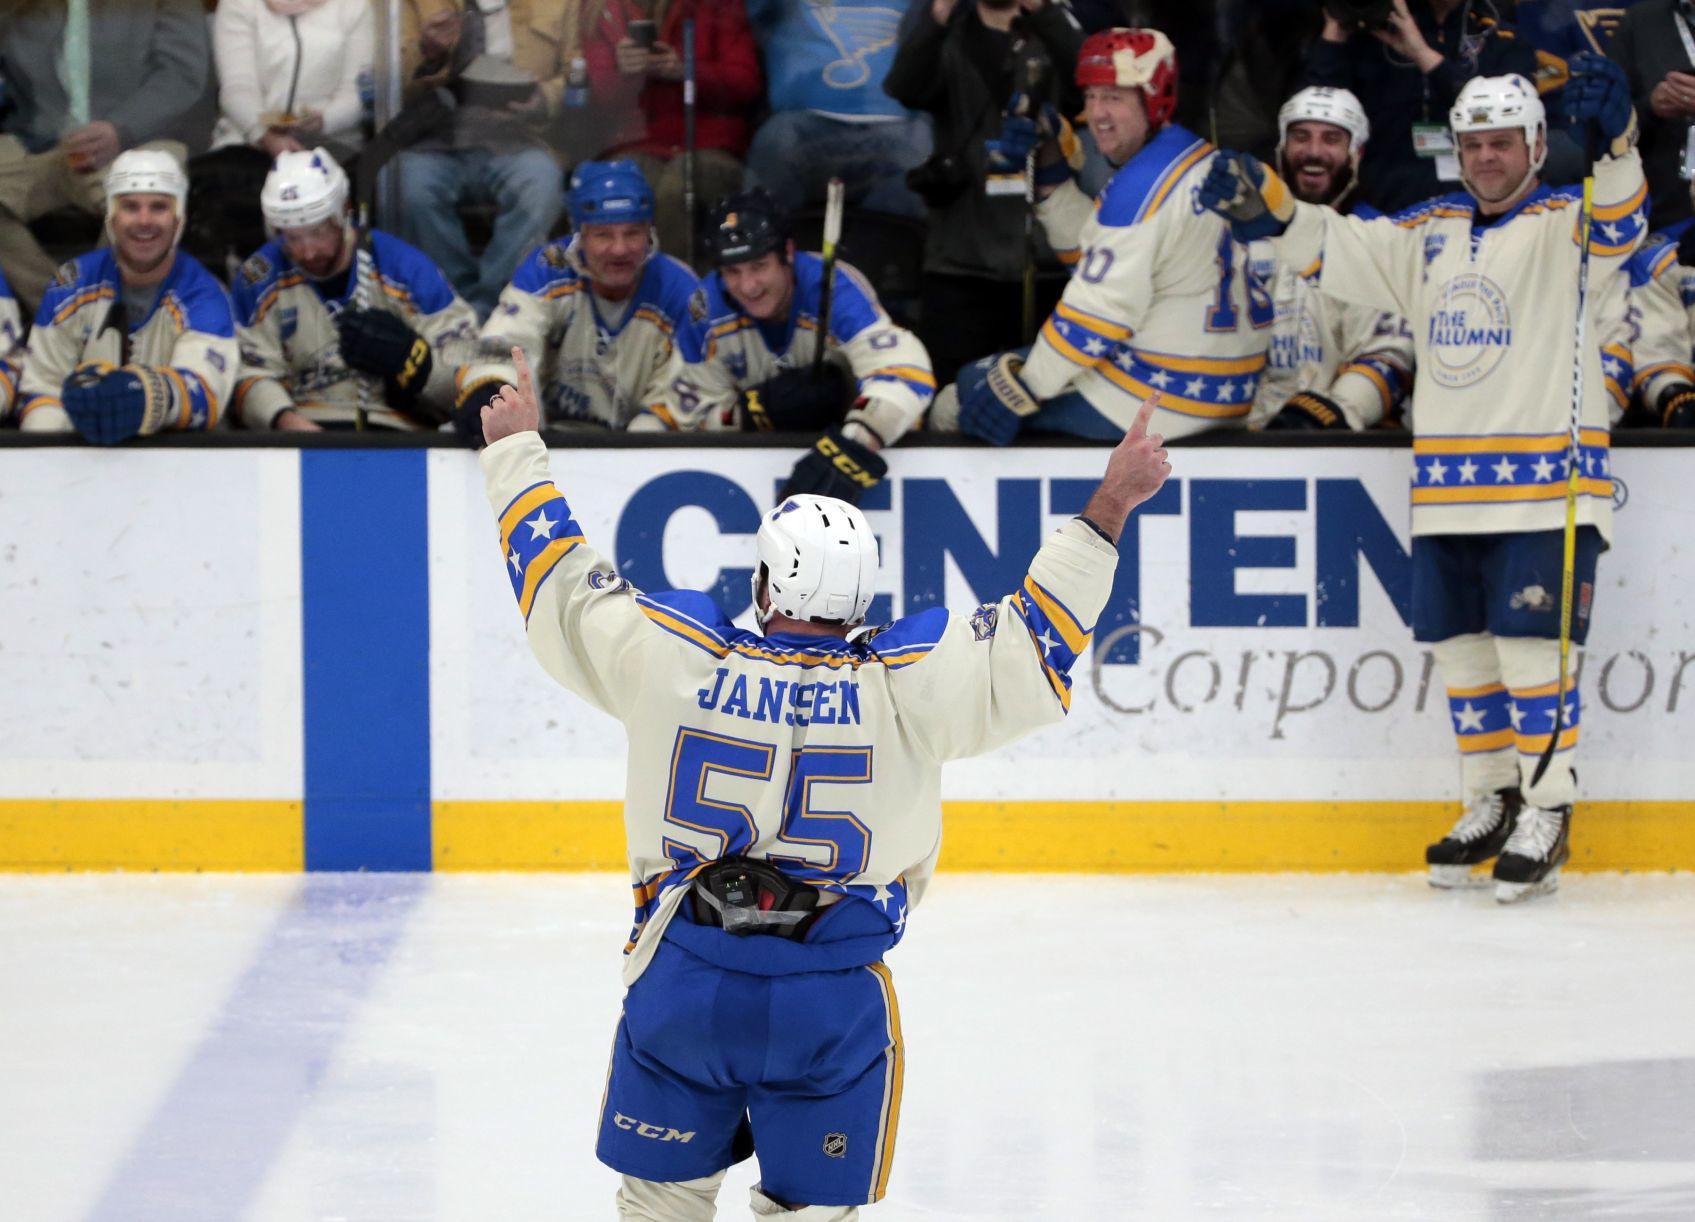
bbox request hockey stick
[1529,172,1595,789]
[1022,145,1037,345]
[351,202,376,431]
[812,177,845,379]
[682,19,697,268]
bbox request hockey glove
[1565,52,1636,149]
[1198,151,1294,242]
[337,308,434,404]
[62,363,172,445]
[1658,383,1695,428]
[1677,225,1695,270]
[452,379,504,447]
[957,351,1040,446]
[741,363,853,433]
[776,424,889,505]
[987,114,1041,173]
[1267,390,1350,431]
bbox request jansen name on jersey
[479,432,1115,985]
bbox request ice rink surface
[1,872,1691,1222]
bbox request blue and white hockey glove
[1565,52,1636,150]
[987,114,1042,173]
[62,363,171,445]
[957,351,1040,446]
[1198,151,1294,242]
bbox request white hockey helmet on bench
[261,148,350,233]
[104,149,189,245]
[1450,73,1547,200]
[753,495,879,627]
[1278,86,1369,155]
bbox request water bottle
[564,57,589,109]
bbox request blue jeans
[744,110,932,220]
[394,146,562,317]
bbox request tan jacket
[402,0,580,114]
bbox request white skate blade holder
[1428,863,1494,890]
[1496,872,1563,904]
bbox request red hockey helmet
[1075,28,1179,128]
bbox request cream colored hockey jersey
[1278,147,1647,540]
[1022,124,1271,437]
[0,270,20,420]
[480,431,1116,985]
[229,230,479,430]
[1626,223,1694,413]
[677,251,935,445]
[17,249,238,433]
[1246,234,1414,429]
[457,238,699,432]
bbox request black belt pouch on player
[690,856,820,939]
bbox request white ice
[1,873,1692,1221]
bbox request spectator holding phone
[211,0,373,162]
[581,0,761,256]
[1611,0,1695,229]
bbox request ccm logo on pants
[614,1112,696,1143]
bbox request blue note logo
[1427,272,1511,388]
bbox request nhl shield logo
[822,1132,848,1159]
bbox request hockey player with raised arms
[0,266,21,422]
[1201,54,1645,902]
[938,27,1270,444]
[230,150,480,431]
[15,151,237,442]
[475,347,1169,1220]
[453,160,700,439]
[1248,86,1414,432]
[677,189,936,504]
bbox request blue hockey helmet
[567,160,656,228]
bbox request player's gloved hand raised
[741,363,853,433]
[1267,390,1350,431]
[1198,151,1294,242]
[1658,383,1695,428]
[956,351,1040,446]
[61,362,171,445]
[987,113,1041,172]
[336,307,433,400]
[1565,52,1635,146]
[777,423,889,504]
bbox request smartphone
[628,19,657,49]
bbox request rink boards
[2,441,1692,872]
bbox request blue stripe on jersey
[369,230,457,314]
[160,253,237,336]
[1094,125,1211,229]
[498,482,584,621]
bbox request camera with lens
[1324,0,1396,31]
[905,152,972,208]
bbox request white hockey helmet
[752,495,879,627]
[260,148,350,233]
[1450,73,1547,179]
[1278,86,1369,154]
[104,149,188,242]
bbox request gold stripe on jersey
[518,535,583,620]
[1137,141,1213,222]
[1022,576,1088,653]
[52,284,113,325]
[865,961,904,1203]
[1413,428,1609,455]
[1412,478,1611,505]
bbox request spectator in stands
[0,264,21,423]
[0,0,213,314]
[453,160,700,439]
[211,0,374,163]
[14,152,237,442]
[581,0,760,256]
[677,189,936,505]
[744,0,933,221]
[1212,0,1328,162]
[885,0,1083,387]
[1302,0,1537,213]
[1247,85,1414,431]
[1609,0,1695,229]
[230,150,479,432]
[394,0,572,318]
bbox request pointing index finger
[511,345,535,402]
[1128,391,1159,440]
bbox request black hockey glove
[777,425,888,505]
[1266,390,1349,431]
[1678,225,1695,270]
[452,380,504,447]
[741,363,853,433]
[337,308,434,405]
[1658,383,1695,429]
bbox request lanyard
[1676,8,1695,69]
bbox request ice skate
[1426,787,1521,888]
[1493,804,1572,904]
